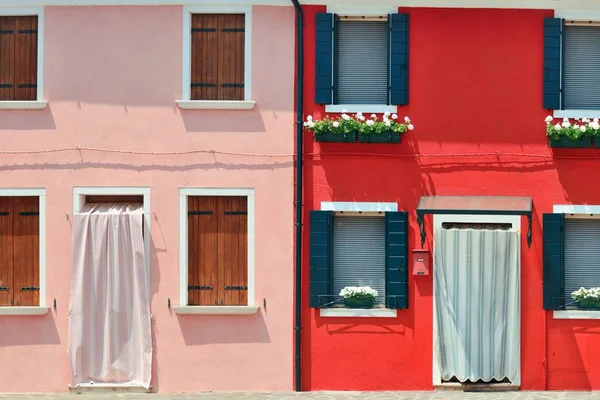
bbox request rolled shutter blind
[337,21,388,105]
[333,216,386,305]
[564,218,600,306]
[563,25,600,109]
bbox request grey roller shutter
[337,20,388,105]
[563,25,600,109]
[333,216,386,305]
[564,218,600,306]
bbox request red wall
[301,5,600,391]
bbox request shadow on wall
[180,106,267,133]
[177,311,271,345]
[149,232,163,392]
[0,312,61,346]
[0,107,56,130]
[548,325,593,390]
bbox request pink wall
[0,5,295,393]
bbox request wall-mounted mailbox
[412,249,430,276]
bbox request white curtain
[68,203,152,388]
[434,228,520,383]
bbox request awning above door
[416,196,533,248]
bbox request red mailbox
[412,249,430,276]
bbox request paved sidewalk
[2,392,600,399]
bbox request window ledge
[0,101,47,110]
[553,310,600,319]
[319,308,398,318]
[325,104,398,114]
[173,305,259,315]
[0,306,50,315]
[553,109,600,119]
[176,100,256,110]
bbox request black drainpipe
[290,0,304,393]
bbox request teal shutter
[543,18,562,110]
[309,210,333,308]
[388,14,409,106]
[385,211,408,309]
[543,213,565,310]
[315,13,334,105]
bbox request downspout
[290,0,304,393]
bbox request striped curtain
[68,203,151,388]
[434,228,520,383]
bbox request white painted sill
[173,305,260,315]
[554,310,600,319]
[0,101,47,110]
[0,306,50,315]
[319,308,398,318]
[553,109,600,119]
[176,100,256,110]
[325,104,398,114]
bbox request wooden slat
[0,197,14,306]
[191,14,218,101]
[217,14,244,101]
[0,17,15,101]
[12,196,39,307]
[14,16,37,101]
[218,196,248,306]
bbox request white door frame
[431,214,522,386]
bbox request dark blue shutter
[309,210,333,308]
[385,211,408,309]
[315,13,334,105]
[388,14,409,106]
[543,18,562,110]
[543,213,565,310]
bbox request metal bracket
[224,211,247,215]
[0,286,8,291]
[224,286,248,290]
[221,28,245,32]
[0,211,8,216]
[18,29,37,34]
[19,211,39,216]
[191,83,216,88]
[188,285,213,290]
[221,83,244,88]
[20,286,39,291]
[188,210,213,216]
[527,215,532,248]
[17,83,37,88]
[192,28,217,33]
[417,213,425,248]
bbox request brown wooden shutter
[217,14,245,101]
[191,14,219,101]
[217,196,248,306]
[187,196,218,306]
[14,16,37,101]
[12,197,39,307]
[0,198,14,306]
[0,17,16,101]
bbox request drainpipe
[290,0,304,392]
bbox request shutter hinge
[20,286,39,291]
[188,285,213,290]
[188,211,213,216]
[224,211,247,215]
[19,211,39,216]
[0,211,8,216]
[0,286,9,291]
[224,286,248,290]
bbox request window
[186,195,248,306]
[0,196,40,307]
[563,218,600,307]
[0,15,38,101]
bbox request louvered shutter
[563,24,600,109]
[14,16,37,101]
[315,13,334,105]
[12,197,39,307]
[543,213,564,310]
[543,18,562,110]
[385,211,408,309]
[564,219,600,306]
[309,210,333,308]
[333,216,386,305]
[389,14,409,106]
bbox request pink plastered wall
[0,5,295,392]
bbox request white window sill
[553,109,600,119]
[553,310,600,319]
[0,306,50,315]
[176,100,256,110]
[173,305,259,315]
[325,104,398,114]
[319,308,398,318]
[0,101,47,110]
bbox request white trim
[554,110,600,119]
[554,310,600,319]
[176,100,256,110]
[0,306,49,315]
[320,201,398,212]
[182,5,252,102]
[432,214,521,387]
[173,305,259,315]
[555,10,600,21]
[326,5,397,16]
[319,308,397,318]
[325,105,398,114]
[72,187,151,295]
[554,204,600,214]
[0,188,46,308]
[0,8,44,102]
[178,188,256,307]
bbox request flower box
[343,297,374,309]
[358,131,401,144]
[314,131,356,143]
[578,299,600,310]
[548,137,592,148]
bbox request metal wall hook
[167,298,171,309]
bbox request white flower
[303,122,308,127]
[563,117,569,123]
[385,120,391,127]
[339,286,378,299]
[595,118,599,123]
[582,118,590,123]
[392,114,398,120]
[366,120,375,126]
[358,116,366,121]
[307,115,313,121]
[308,121,315,128]
[371,114,377,119]
[554,123,561,130]
[545,115,553,123]
[591,122,600,130]
[404,116,411,123]
[581,125,587,132]
[408,124,414,131]
[342,108,347,113]
[562,121,571,128]
[332,121,339,128]
[574,124,579,130]
[356,112,363,117]
[384,111,391,117]
[342,113,350,120]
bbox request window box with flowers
[545,116,598,148]
[572,287,600,310]
[339,286,378,309]
[304,111,414,144]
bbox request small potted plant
[303,111,359,143]
[545,116,598,148]
[358,113,413,143]
[572,287,600,310]
[339,286,378,309]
